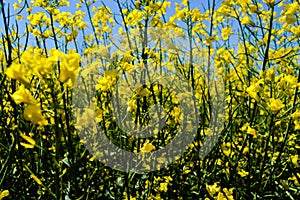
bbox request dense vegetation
[0,0,300,199]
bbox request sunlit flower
[140,140,155,153]
[11,85,36,105]
[264,0,275,8]
[0,190,9,200]
[285,14,296,25]
[288,174,300,186]
[294,120,300,130]
[268,98,285,112]
[96,70,119,91]
[30,174,42,185]
[59,51,81,86]
[24,105,48,127]
[238,169,249,177]
[223,188,234,200]
[241,15,255,26]
[206,182,220,197]
[20,133,36,147]
[22,51,53,78]
[221,27,233,40]
[246,85,260,102]
[291,155,300,168]
[5,63,30,85]
[247,126,257,138]
[159,182,168,192]
[13,2,21,10]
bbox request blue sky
[0,0,285,56]
[0,0,210,46]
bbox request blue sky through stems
[0,0,223,52]
[0,0,286,72]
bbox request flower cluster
[1,0,300,199]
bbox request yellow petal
[291,155,300,168]
[5,63,30,85]
[0,190,9,200]
[23,105,48,126]
[20,134,36,146]
[268,98,284,112]
[247,126,257,138]
[20,142,34,149]
[11,85,36,105]
[30,174,42,185]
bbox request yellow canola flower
[266,67,275,81]
[182,0,188,6]
[20,133,36,146]
[268,98,285,112]
[135,87,150,97]
[264,0,275,8]
[16,15,23,20]
[13,2,21,10]
[238,169,249,177]
[92,45,110,58]
[285,14,296,25]
[48,48,61,62]
[288,174,300,186]
[11,85,37,105]
[246,82,261,102]
[5,63,30,85]
[127,99,137,112]
[96,70,118,91]
[241,15,255,26]
[124,9,144,26]
[140,140,155,153]
[58,0,70,7]
[221,142,232,157]
[294,120,300,130]
[291,155,300,168]
[159,182,168,192]
[32,56,53,78]
[206,182,220,197]
[59,51,81,85]
[291,26,300,36]
[30,174,42,185]
[123,191,136,200]
[216,192,226,200]
[282,2,298,16]
[249,5,260,14]
[21,51,53,78]
[20,142,35,149]
[20,51,34,65]
[223,188,234,200]
[164,176,173,182]
[247,126,257,138]
[221,27,233,40]
[0,190,9,200]
[104,69,118,78]
[23,105,48,127]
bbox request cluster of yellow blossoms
[5,48,80,126]
[1,0,300,199]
